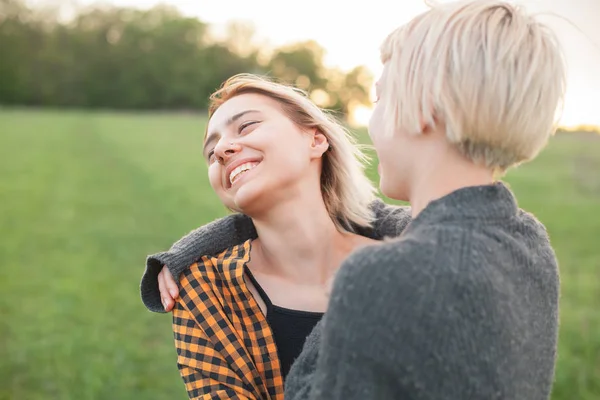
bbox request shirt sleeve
[172,301,257,400]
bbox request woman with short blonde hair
[283,1,566,399]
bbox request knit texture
[140,199,412,313]
[285,183,560,400]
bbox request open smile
[229,161,260,186]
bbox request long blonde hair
[207,74,377,231]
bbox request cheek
[369,121,393,163]
[377,153,405,201]
[207,165,221,191]
[368,104,383,136]
[376,148,394,179]
[208,165,232,206]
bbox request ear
[420,113,440,135]
[309,129,330,159]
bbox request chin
[380,179,409,202]
[217,188,260,215]
[231,182,268,214]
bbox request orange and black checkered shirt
[172,239,284,400]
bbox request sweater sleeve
[140,202,411,314]
[140,213,257,313]
[285,238,518,400]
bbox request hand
[158,265,179,312]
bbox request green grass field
[1,109,598,400]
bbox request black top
[245,267,323,379]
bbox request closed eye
[239,121,259,134]
[207,150,216,164]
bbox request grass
[1,108,598,399]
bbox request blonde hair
[207,74,377,231]
[380,0,567,171]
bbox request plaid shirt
[172,239,284,400]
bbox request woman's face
[368,64,414,201]
[204,93,329,214]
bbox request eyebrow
[203,109,261,157]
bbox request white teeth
[229,162,258,185]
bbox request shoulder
[322,233,507,356]
[334,234,438,290]
[326,238,439,323]
[181,240,251,283]
[178,241,253,322]
[514,208,552,242]
[142,214,255,313]
[146,213,256,279]
[170,213,256,258]
[352,199,412,240]
[328,226,505,322]
[319,238,462,365]
[372,200,412,238]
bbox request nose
[213,139,241,164]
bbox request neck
[249,190,348,284]
[409,144,494,218]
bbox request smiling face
[204,93,329,214]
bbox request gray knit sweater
[140,199,412,313]
[284,183,560,400]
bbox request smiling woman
[139,73,412,400]
[203,108,266,188]
[202,76,378,228]
[204,95,330,214]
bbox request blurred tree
[0,0,371,118]
[267,40,328,91]
[221,20,258,58]
[327,65,374,116]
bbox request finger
[164,297,174,312]
[159,266,177,299]
[165,271,179,299]
[158,267,166,295]
[158,269,170,311]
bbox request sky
[32,0,600,127]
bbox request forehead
[208,93,281,130]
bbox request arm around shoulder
[355,199,411,240]
[140,213,257,313]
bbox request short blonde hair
[380,0,567,171]
[207,74,377,231]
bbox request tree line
[0,0,373,117]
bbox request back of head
[207,74,377,231]
[380,0,567,172]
